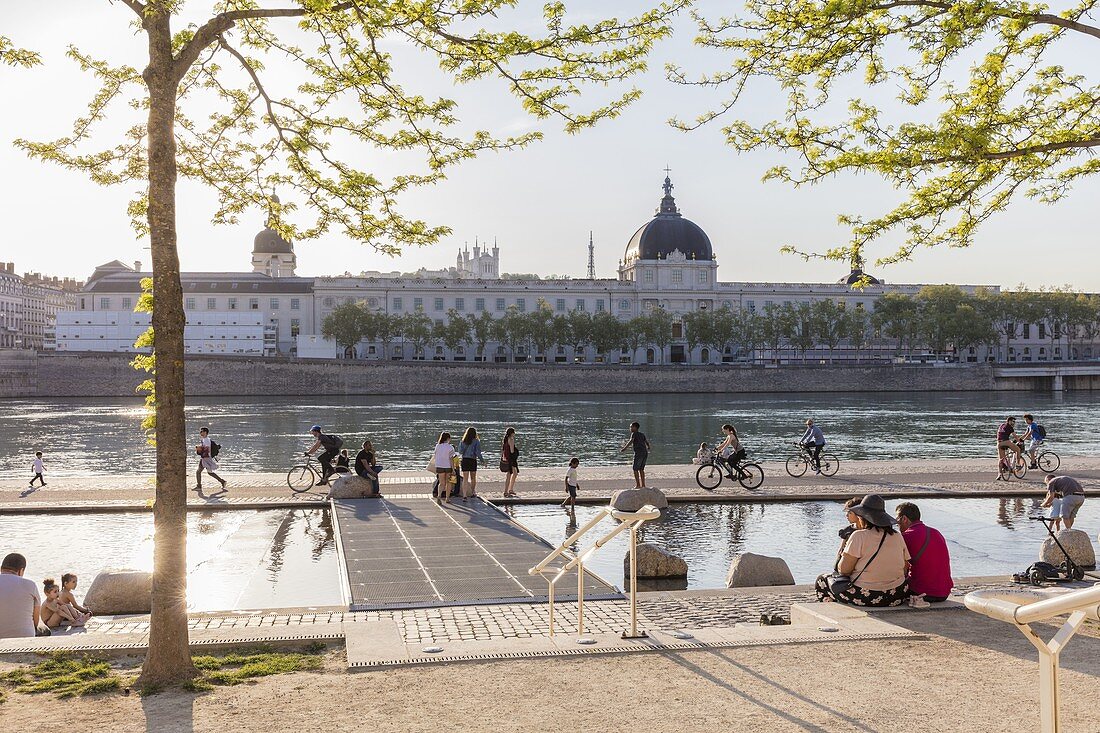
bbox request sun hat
[850,494,896,528]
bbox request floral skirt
[815,574,909,607]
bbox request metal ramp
[332,496,622,611]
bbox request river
[2,391,1097,477]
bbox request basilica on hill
[57,174,1010,364]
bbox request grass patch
[1,652,127,700]
[182,644,326,692]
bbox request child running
[29,451,46,487]
[563,457,580,507]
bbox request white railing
[529,505,662,639]
[965,584,1100,733]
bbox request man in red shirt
[895,502,954,602]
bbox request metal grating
[334,496,621,610]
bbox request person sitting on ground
[40,578,88,629]
[895,502,954,603]
[0,553,42,639]
[816,494,911,607]
[834,498,862,570]
[59,573,92,617]
[1042,474,1085,530]
[692,442,709,465]
[337,449,350,471]
[354,440,381,496]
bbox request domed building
[251,205,297,277]
[619,176,718,292]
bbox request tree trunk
[137,9,197,688]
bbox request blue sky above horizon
[1,2,1097,291]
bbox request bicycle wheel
[1011,456,1028,479]
[785,455,807,477]
[1038,451,1060,472]
[287,465,316,492]
[998,458,1012,481]
[738,463,764,490]
[820,454,840,477]
[696,463,723,490]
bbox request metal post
[1019,611,1087,733]
[548,577,555,637]
[577,558,585,636]
[622,522,647,639]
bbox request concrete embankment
[0,351,1018,397]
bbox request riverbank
[3,457,1096,513]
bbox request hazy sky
[2,2,1097,290]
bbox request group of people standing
[431,427,520,504]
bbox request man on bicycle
[800,419,826,474]
[996,416,1026,480]
[305,425,342,485]
[1020,413,1047,470]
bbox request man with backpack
[306,425,343,485]
[1022,413,1048,470]
[194,426,227,491]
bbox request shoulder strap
[851,531,888,583]
[911,526,933,565]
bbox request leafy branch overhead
[671,0,1100,268]
[12,0,684,249]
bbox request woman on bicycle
[717,424,745,474]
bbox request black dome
[253,227,293,255]
[625,177,713,262]
[838,268,881,286]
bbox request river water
[1,392,1097,477]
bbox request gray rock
[1040,529,1096,569]
[725,552,796,588]
[83,570,153,615]
[610,487,668,512]
[328,474,380,499]
[625,542,687,578]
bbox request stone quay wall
[0,352,1007,398]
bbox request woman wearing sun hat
[816,494,911,607]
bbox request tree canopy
[673,0,1100,270]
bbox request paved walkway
[3,457,1096,512]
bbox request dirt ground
[2,613,1099,733]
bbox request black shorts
[633,453,648,471]
[460,457,477,473]
[566,484,577,498]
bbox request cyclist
[995,416,1026,480]
[305,425,343,486]
[716,424,746,476]
[800,419,826,474]
[1020,413,1048,470]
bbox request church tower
[251,196,297,277]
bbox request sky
[1,2,1097,290]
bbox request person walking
[895,502,954,603]
[193,427,227,491]
[620,421,652,488]
[305,425,343,486]
[1042,474,1085,530]
[433,432,457,504]
[500,427,519,498]
[562,457,580,507]
[800,419,826,474]
[354,440,381,496]
[29,451,46,488]
[459,427,484,500]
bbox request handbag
[827,531,887,597]
[426,458,436,474]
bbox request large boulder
[1040,529,1096,569]
[625,542,687,578]
[83,570,153,615]
[610,487,668,512]
[725,552,796,588]
[328,474,380,499]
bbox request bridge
[992,362,1100,391]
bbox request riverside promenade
[3,456,1099,512]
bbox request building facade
[0,262,82,350]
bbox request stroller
[1013,514,1088,585]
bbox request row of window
[90,297,306,311]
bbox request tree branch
[117,0,145,18]
[868,1,1100,40]
[923,135,1100,165]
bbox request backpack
[210,440,221,458]
[320,433,343,451]
[1033,424,1047,441]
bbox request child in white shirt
[562,457,580,507]
[692,442,709,465]
[30,451,46,487]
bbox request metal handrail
[965,584,1100,733]
[529,505,661,639]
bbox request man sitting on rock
[895,502,954,603]
[1042,474,1085,530]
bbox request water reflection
[3,391,1098,475]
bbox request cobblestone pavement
[5,457,1097,510]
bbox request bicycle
[286,453,348,493]
[1028,443,1060,473]
[997,441,1028,481]
[696,449,765,490]
[785,443,839,477]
